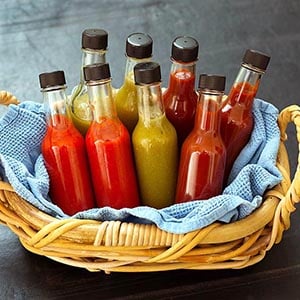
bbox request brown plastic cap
[134,62,161,85]
[242,49,271,71]
[126,33,153,58]
[83,63,111,82]
[82,29,108,50]
[171,36,199,62]
[39,70,66,89]
[198,74,226,92]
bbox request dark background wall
[1,0,299,112]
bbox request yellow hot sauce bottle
[115,33,153,134]
[69,28,108,135]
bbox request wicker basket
[0,90,300,273]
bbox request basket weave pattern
[0,91,299,273]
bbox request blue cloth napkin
[0,99,282,234]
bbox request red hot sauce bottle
[163,36,199,148]
[221,49,270,182]
[175,74,227,203]
[39,71,95,215]
[84,63,140,209]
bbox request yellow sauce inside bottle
[132,114,178,208]
[115,73,138,134]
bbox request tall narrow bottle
[39,70,95,215]
[132,62,178,208]
[221,49,270,181]
[176,74,226,203]
[69,28,108,135]
[115,33,153,133]
[163,36,199,147]
[84,63,140,209]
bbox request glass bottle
[39,70,95,215]
[115,32,153,134]
[84,63,140,209]
[221,49,270,182]
[176,74,227,203]
[69,28,108,135]
[163,36,199,148]
[132,62,178,208]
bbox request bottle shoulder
[86,117,129,142]
[133,115,177,139]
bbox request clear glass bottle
[176,74,227,203]
[69,28,108,135]
[221,49,270,182]
[115,32,153,133]
[163,36,199,148]
[39,70,95,215]
[84,63,140,209]
[132,62,178,208]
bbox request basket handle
[0,90,20,106]
[268,105,300,247]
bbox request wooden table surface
[1,0,300,299]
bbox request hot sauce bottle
[115,33,153,134]
[84,63,140,209]
[132,62,178,208]
[163,36,199,147]
[39,71,95,215]
[69,29,108,135]
[176,74,227,203]
[221,49,270,181]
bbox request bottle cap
[39,70,66,89]
[171,36,199,62]
[126,33,153,59]
[198,74,226,92]
[83,63,111,82]
[134,62,161,85]
[242,49,270,71]
[82,29,108,50]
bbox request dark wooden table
[1,0,300,299]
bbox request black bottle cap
[126,33,153,59]
[198,74,226,92]
[83,63,111,82]
[82,29,108,50]
[134,62,161,85]
[171,36,199,62]
[242,49,270,71]
[39,70,66,89]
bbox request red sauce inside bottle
[85,117,140,209]
[163,70,198,147]
[176,100,226,202]
[221,81,257,182]
[42,114,95,215]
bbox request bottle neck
[227,64,263,108]
[136,82,164,126]
[42,86,69,128]
[80,48,107,82]
[86,79,116,122]
[124,56,152,82]
[168,60,196,95]
[170,60,196,74]
[194,90,223,132]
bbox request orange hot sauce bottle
[84,63,140,209]
[176,74,227,203]
[221,49,270,182]
[40,71,95,215]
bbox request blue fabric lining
[0,99,282,234]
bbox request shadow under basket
[0,90,300,273]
